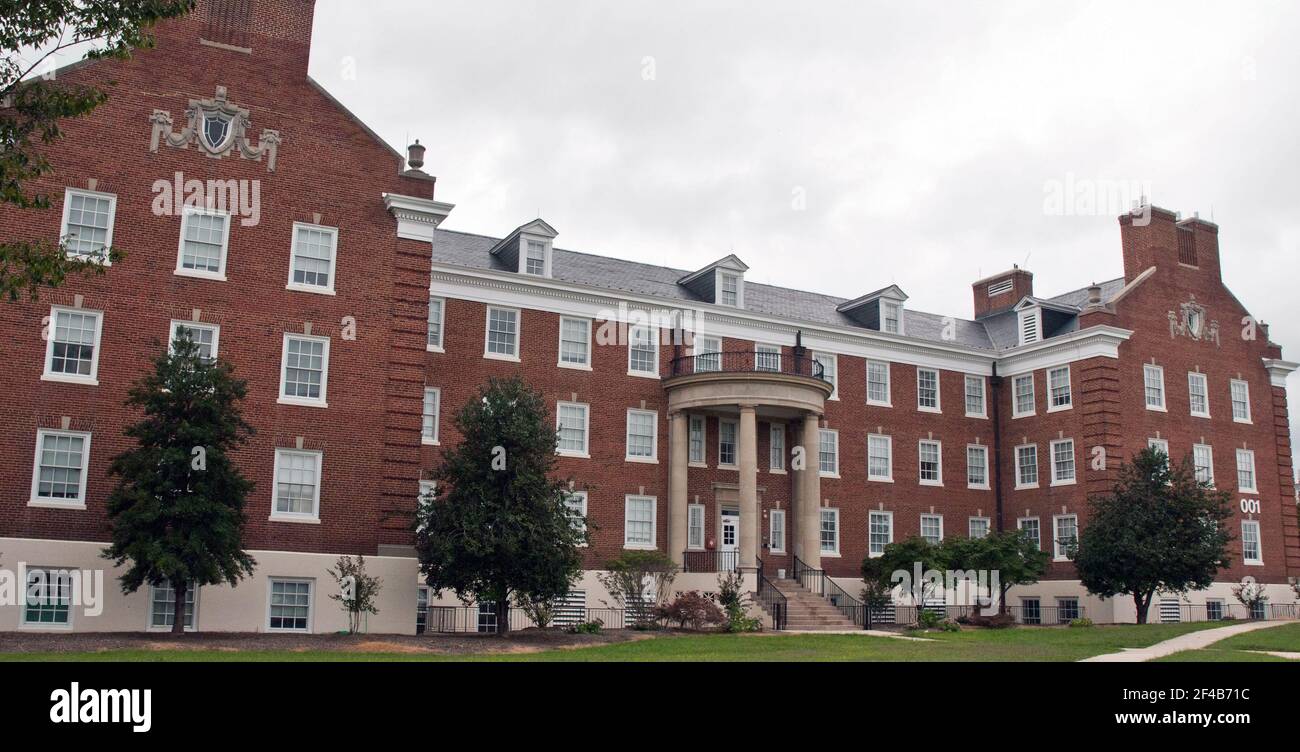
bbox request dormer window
[1019,307,1041,345]
[524,240,548,276]
[719,272,740,307]
[836,285,907,335]
[881,301,903,334]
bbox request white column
[668,411,689,567]
[800,412,822,569]
[738,404,758,572]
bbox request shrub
[714,572,762,632]
[916,609,945,629]
[964,611,1016,629]
[568,620,603,634]
[598,550,678,628]
[1069,618,1095,628]
[937,619,960,632]
[655,590,725,631]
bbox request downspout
[990,362,1005,533]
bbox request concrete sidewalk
[1081,620,1288,662]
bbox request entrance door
[720,510,739,571]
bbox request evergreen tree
[102,333,256,633]
[1074,448,1233,623]
[414,376,586,635]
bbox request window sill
[269,514,321,524]
[688,462,708,469]
[1244,560,1264,567]
[1053,556,1069,563]
[426,345,445,354]
[1145,405,1168,413]
[1016,483,1040,491]
[1191,413,1211,420]
[285,283,336,296]
[1051,479,1078,487]
[718,464,738,471]
[1047,405,1073,414]
[558,362,593,371]
[623,544,657,551]
[917,407,942,415]
[827,395,840,401]
[868,476,894,483]
[1012,412,1036,419]
[558,451,590,459]
[626,370,659,380]
[41,373,99,387]
[277,397,328,409]
[1233,418,1253,425]
[422,438,440,446]
[769,468,787,475]
[820,552,841,559]
[174,269,227,282]
[919,480,944,488]
[868,551,885,559]
[19,623,73,632]
[28,499,87,510]
[625,456,659,464]
[1239,488,1258,495]
[966,413,989,420]
[867,401,893,409]
[483,352,520,363]
[968,484,991,491]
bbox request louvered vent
[204,0,255,48]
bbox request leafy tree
[1074,448,1233,624]
[873,536,949,606]
[102,333,256,633]
[598,549,678,628]
[946,531,1050,615]
[1,1,195,300]
[1232,578,1268,619]
[327,555,382,634]
[414,377,586,635]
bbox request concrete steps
[755,578,859,631]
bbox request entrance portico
[664,349,834,573]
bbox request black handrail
[668,350,827,382]
[792,556,870,629]
[753,556,787,630]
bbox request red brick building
[1,0,1296,632]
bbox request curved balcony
[662,350,833,415]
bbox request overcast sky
[309,0,1300,466]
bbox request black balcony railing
[682,549,740,573]
[667,350,828,382]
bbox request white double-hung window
[624,495,656,549]
[918,440,942,486]
[176,206,230,280]
[271,449,322,522]
[867,361,891,406]
[30,429,91,508]
[628,324,659,376]
[1047,366,1072,411]
[1144,364,1166,411]
[556,402,590,457]
[484,306,520,360]
[1193,444,1215,485]
[422,388,440,444]
[917,368,940,412]
[1016,444,1039,489]
[964,375,986,417]
[1230,379,1251,423]
[43,307,103,385]
[60,188,116,260]
[1188,372,1210,418]
[287,223,338,294]
[558,317,592,368]
[867,434,893,482]
[1236,449,1257,493]
[818,429,839,477]
[279,333,330,407]
[625,409,658,462]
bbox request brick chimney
[973,266,1034,318]
[1118,204,1222,282]
[157,0,318,76]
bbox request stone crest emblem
[149,86,281,171]
[1167,295,1220,347]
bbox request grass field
[1156,622,1300,662]
[0,621,1241,662]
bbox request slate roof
[430,228,1123,353]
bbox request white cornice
[382,193,455,242]
[1262,358,1300,388]
[997,325,1133,376]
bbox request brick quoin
[1,0,1297,631]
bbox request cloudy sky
[309,0,1300,462]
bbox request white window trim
[426,296,445,353]
[555,401,591,458]
[688,414,707,468]
[29,429,92,509]
[1193,443,1216,487]
[147,583,199,632]
[626,323,660,378]
[623,494,658,550]
[818,428,840,478]
[769,423,786,473]
[483,305,521,362]
[269,448,323,524]
[769,509,786,553]
[755,343,782,373]
[866,361,892,407]
[687,503,706,550]
[1015,443,1039,490]
[916,368,942,413]
[1148,438,1170,457]
[557,316,593,370]
[625,408,659,463]
[819,507,841,557]
[1052,514,1078,562]
[867,434,894,483]
[519,236,553,278]
[716,269,744,308]
[918,439,943,487]
[1241,520,1263,566]
[880,300,905,335]
[174,205,231,281]
[564,491,588,543]
[1012,373,1036,418]
[920,513,944,544]
[285,221,339,295]
[422,387,441,445]
[1187,372,1211,419]
[718,419,739,469]
[964,374,987,419]
[1049,438,1077,487]
[868,510,894,558]
[59,187,117,264]
[277,332,331,408]
[1236,448,1258,494]
[1018,517,1041,550]
[1046,365,1073,413]
[41,305,104,386]
[814,352,839,400]
[966,443,990,490]
[969,516,991,538]
[168,320,221,360]
[19,567,75,630]
[266,577,314,633]
[1144,364,1167,412]
[1230,379,1252,424]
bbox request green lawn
[1155,622,1300,662]
[0,622,1229,662]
